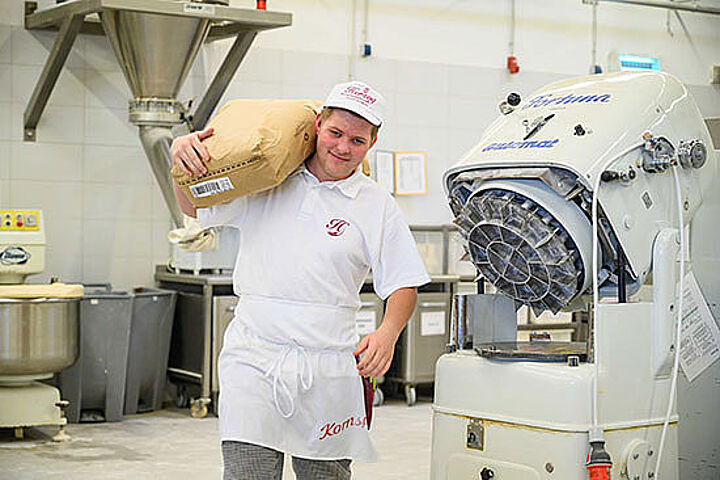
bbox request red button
[16,221,23,227]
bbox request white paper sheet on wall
[679,271,720,382]
[421,311,445,336]
[356,310,376,336]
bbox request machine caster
[190,398,209,418]
[404,384,416,406]
[373,387,384,407]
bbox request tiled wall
[2,2,719,290]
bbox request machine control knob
[507,92,521,107]
[677,139,707,169]
[480,467,495,479]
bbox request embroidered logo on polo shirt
[326,218,349,237]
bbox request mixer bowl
[0,298,79,380]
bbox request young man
[171,81,430,480]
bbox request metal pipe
[449,293,471,351]
[138,126,185,228]
[617,245,627,303]
[584,0,720,15]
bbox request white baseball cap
[322,81,385,127]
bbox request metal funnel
[24,0,292,227]
[100,10,210,100]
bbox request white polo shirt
[198,164,430,348]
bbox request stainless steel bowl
[0,298,79,380]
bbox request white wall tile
[11,65,85,107]
[0,66,10,102]
[0,5,23,27]
[0,142,8,179]
[282,50,346,91]
[395,93,448,128]
[396,61,448,95]
[9,180,82,220]
[84,69,131,109]
[0,26,11,62]
[84,107,137,146]
[83,255,154,291]
[12,103,84,144]
[355,57,397,99]
[235,48,284,84]
[83,145,152,185]
[449,97,498,133]
[83,219,152,258]
[83,183,152,220]
[40,216,83,283]
[150,185,173,222]
[221,80,283,106]
[10,142,82,181]
[0,180,9,205]
[178,74,207,106]
[281,83,331,102]
[448,65,506,100]
[12,28,85,69]
[0,102,11,141]
[38,246,83,284]
[152,220,172,265]
[82,36,117,72]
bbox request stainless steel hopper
[23,0,292,227]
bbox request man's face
[309,109,377,182]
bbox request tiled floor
[0,396,433,480]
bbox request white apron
[218,294,378,462]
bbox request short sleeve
[371,200,431,300]
[197,196,248,229]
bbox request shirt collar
[294,163,365,199]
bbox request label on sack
[189,177,235,198]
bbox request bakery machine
[0,210,82,440]
[431,72,719,479]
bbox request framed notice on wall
[394,151,427,196]
[373,150,395,194]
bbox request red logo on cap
[326,218,349,237]
[342,86,377,106]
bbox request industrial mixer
[0,209,82,440]
[431,72,719,479]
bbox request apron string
[265,341,315,418]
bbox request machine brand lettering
[482,138,560,152]
[341,86,377,106]
[0,246,30,265]
[318,415,368,440]
[326,218,350,237]
[521,93,612,110]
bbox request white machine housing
[0,210,45,284]
[445,72,714,314]
[433,72,719,479]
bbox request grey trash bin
[124,287,177,414]
[57,284,132,423]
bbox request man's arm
[173,178,197,218]
[170,126,215,219]
[354,287,417,378]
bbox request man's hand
[353,325,398,378]
[170,127,214,177]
